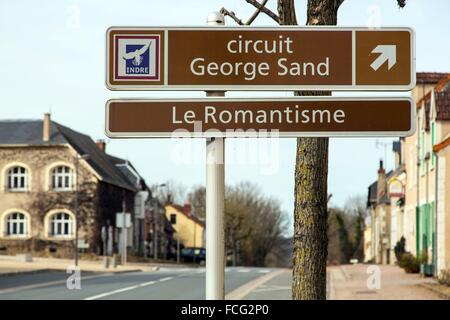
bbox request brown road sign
[106,27,415,91]
[105,98,415,138]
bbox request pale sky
[1,0,449,233]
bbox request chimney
[184,203,192,216]
[96,139,106,152]
[43,113,51,142]
[377,160,386,201]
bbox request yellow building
[165,203,204,248]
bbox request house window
[170,214,177,224]
[7,166,28,191]
[51,166,73,190]
[5,212,28,237]
[49,212,74,237]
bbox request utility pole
[74,154,89,267]
[152,184,167,260]
[122,191,127,265]
[205,11,226,300]
[153,197,158,260]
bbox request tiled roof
[416,72,449,84]
[0,119,137,191]
[436,92,450,121]
[435,74,450,92]
[416,74,450,126]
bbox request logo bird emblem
[123,43,150,66]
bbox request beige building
[367,72,450,277]
[165,203,204,248]
[367,161,393,264]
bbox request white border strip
[105,26,416,91]
[105,96,416,138]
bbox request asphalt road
[0,267,285,300]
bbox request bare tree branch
[246,0,280,24]
[245,0,269,25]
[220,7,244,25]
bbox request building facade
[0,114,148,258]
[165,203,205,248]
[366,72,450,277]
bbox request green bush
[394,236,406,263]
[398,252,421,273]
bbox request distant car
[181,247,206,264]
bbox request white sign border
[105,26,416,91]
[105,96,416,138]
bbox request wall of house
[165,205,204,248]
[436,150,449,273]
[363,226,372,262]
[0,145,98,257]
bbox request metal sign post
[205,12,225,301]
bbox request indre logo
[124,43,150,75]
[115,35,160,81]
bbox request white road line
[83,274,183,300]
[139,281,156,287]
[258,270,271,274]
[226,269,288,300]
[238,269,250,273]
[158,277,173,282]
[84,285,139,300]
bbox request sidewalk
[0,255,158,276]
[328,264,443,300]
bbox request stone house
[0,113,148,258]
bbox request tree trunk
[277,0,339,300]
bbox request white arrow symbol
[370,45,397,71]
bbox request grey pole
[74,154,89,267]
[74,156,79,267]
[122,193,127,265]
[177,236,180,264]
[205,11,226,300]
[153,198,158,260]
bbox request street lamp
[74,154,90,267]
[152,183,166,260]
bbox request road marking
[158,277,172,282]
[84,284,139,300]
[238,269,250,273]
[139,281,156,287]
[83,274,187,300]
[225,269,288,300]
[258,270,271,274]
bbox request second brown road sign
[106,27,414,91]
[105,98,415,138]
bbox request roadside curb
[419,283,450,300]
[0,268,51,277]
[0,266,158,277]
